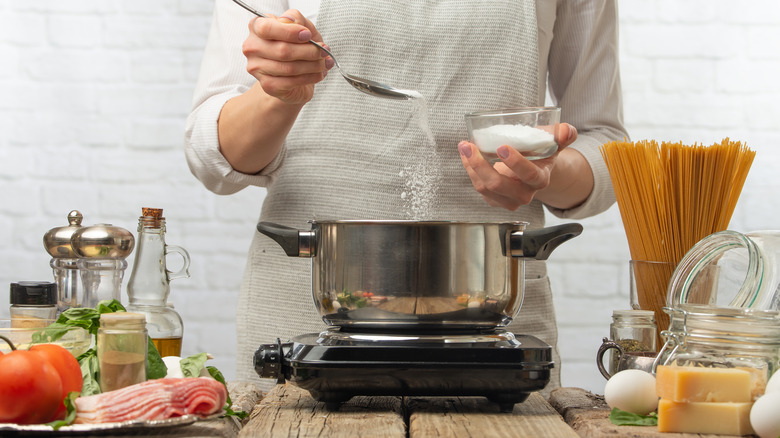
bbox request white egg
[750,392,780,438]
[604,369,659,416]
[162,356,185,378]
[162,355,212,378]
[765,370,780,394]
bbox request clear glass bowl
[465,107,560,160]
[0,318,92,357]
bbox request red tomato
[0,349,63,424]
[29,344,83,421]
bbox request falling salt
[471,124,556,155]
[399,93,440,220]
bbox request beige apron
[236,0,562,393]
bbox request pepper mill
[125,208,190,357]
[72,222,135,309]
[43,210,85,313]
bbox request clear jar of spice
[603,310,658,377]
[659,304,780,399]
[10,281,58,328]
[97,312,147,392]
[610,310,658,353]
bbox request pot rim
[308,220,530,226]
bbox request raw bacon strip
[74,377,227,424]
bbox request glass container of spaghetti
[657,304,780,399]
[666,230,780,311]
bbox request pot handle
[510,223,583,260]
[256,222,316,257]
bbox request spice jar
[610,310,657,352]
[659,304,780,399]
[97,312,147,392]
[10,281,57,328]
[597,310,657,378]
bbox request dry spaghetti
[600,139,755,342]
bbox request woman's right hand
[242,9,333,104]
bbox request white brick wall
[1,1,779,395]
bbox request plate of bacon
[0,377,228,435]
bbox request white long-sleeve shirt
[185,0,627,391]
[185,0,626,219]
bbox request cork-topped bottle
[125,208,190,357]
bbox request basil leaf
[608,407,658,426]
[181,352,209,378]
[32,322,78,344]
[145,337,168,379]
[47,391,80,430]
[78,348,101,396]
[97,299,126,315]
[206,366,249,420]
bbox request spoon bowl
[232,0,417,100]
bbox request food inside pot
[321,290,511,328]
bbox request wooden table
[240,384,579,437]
[238,385,757,438]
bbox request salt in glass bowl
[465,107,561,160]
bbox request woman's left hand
[458,123,577,211]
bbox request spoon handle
[230,0,336,65]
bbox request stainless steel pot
[257,220,582,330]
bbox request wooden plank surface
[548,387,752,438]
[407,394,579,438]
[239,384,406,438]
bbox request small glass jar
[97,312,147,392]
[607,310,657,375]
[10,281,57,328]
[659,304,780,399]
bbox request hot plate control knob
[254,338,289,384]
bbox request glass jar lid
[666,230,780,311]
[99,312,146,329]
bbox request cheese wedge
[657,398,754,435]
[656,365,752,403]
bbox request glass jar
[659,304,780,398]
[667,230,780,311]
[608,310,657,373]
[97,312,147,392]
[10,281,57,328]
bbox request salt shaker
[10,281,58,328]
[97,312,147,392]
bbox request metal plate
[0,412,223,435]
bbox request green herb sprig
[608,407,658,426]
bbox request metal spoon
[231,0,418,100]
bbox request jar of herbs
[97,312,147,392]
[598,310,657,378]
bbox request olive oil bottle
[125,208,190,357]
